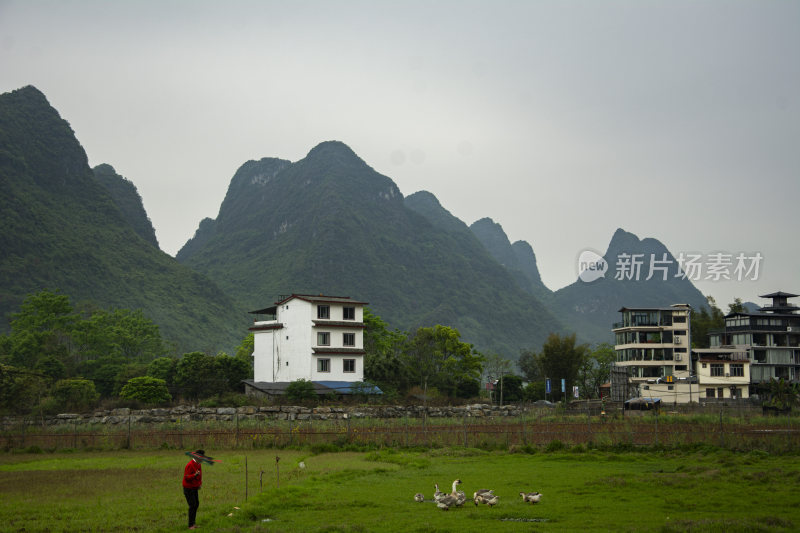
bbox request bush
[51,379,99,412]
[285,379,317,403]
[119,376,171,404]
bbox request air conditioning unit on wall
[674,337,682,344]
[675,354,682,361]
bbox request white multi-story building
[613,304,751,404]
[244,294,370,396]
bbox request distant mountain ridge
[468,217,551,301]
[0,84,712,359]
[0,85,244,353]
[178,141,564,356]
[551,228,709,341]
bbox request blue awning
[315,381,383,395]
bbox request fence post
[463,410,468,448]
[127,415,132,450]
[245,455,248,501]
[236,414,239,448]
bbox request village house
[243,294,377,397]
[612,303,753,404]
[708,291,800,395]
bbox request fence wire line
[2,417,798,452]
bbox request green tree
[234,333,254,369]
[577,343,616,399]
[51,378,99,412]
[517,348,543,383]
[119,376,171,404]
[403,325,484,399]
[285,379,316,403]
[538,333,589,403]
[71,308,167,362]
[497,374,524,403]
[0,364,47,415]
[5,290,76,369]
[691,296,725,348]
[728,297,746,314]
[147,357,177,385]
[34,356,67,382]
[215,353,250,392]
[363,309,408,394]
[764,378,799,411]
[175,351,221,400]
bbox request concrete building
[708,292,800,394]
[613,304,752,404]
[244,294,375,396]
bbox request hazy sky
[1,0,798,308]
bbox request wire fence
[3,413,799,453]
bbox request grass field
[1,446,798,532]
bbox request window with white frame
[317,332,330,346]
[343,359,355,373]
[317,305,330,319]
[317,358,330,372]
[343,306,355,320]
[343,332,355,347]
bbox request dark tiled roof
[312,320,365,328]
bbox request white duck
[433,483,445,502]
[519,491,541,504]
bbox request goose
[437,493,459,510]
[433,483,446,502]
[414,493,424,503]
[447,479,465,506]
[473,489,494,506]
[483,494,499,507]
[519,491,541,504]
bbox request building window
[673,315,686,323]
[317,305,330,319]
[343,359,355,373]
[343,333,355,347]
[317,332,330,346]
[317,358,330,372]
[717,387,724,398]
[710,364,724,377]
[730,363,744,377]
[706,388,715,398]
[343,306,355,320]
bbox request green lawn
[1,447,797,532]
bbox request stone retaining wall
[3,404,529,427]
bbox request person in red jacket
[182,449,204,529]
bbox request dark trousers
[183,487,200,527]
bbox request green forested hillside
[0,86,244,354]
[92,163,159,248]
[178,141,564,357]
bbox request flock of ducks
[414,479,542,511]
